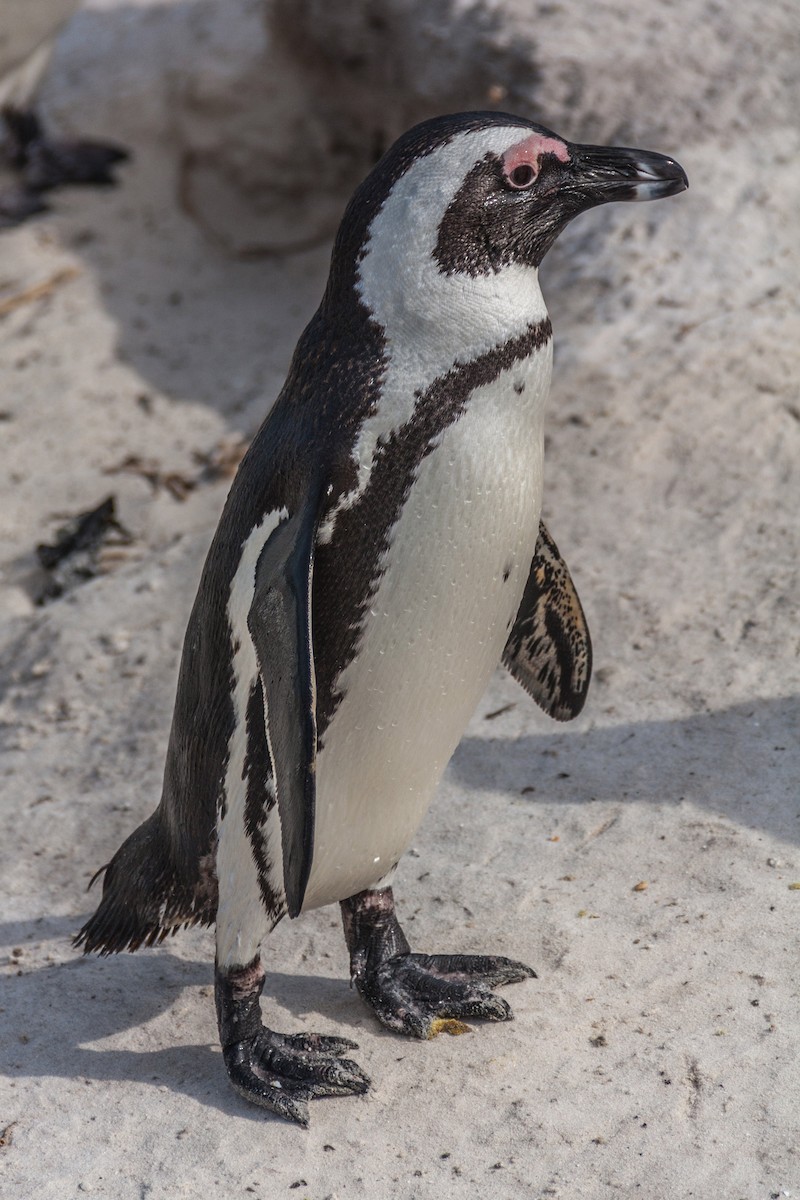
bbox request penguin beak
[566,143,689,205]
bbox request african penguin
[76,111,687,1126]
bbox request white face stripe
[318,126,549,545]
[216,508,288,969]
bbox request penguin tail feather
[74,811,218,954]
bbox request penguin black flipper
[214,485,372,1125]
[247,501,319,919]
[503,521,592,720]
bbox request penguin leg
[214,783,369,1127]
[340,887,536,1039]
[215,956,370,1127]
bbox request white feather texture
[304,339,552,911]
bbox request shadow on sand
[451,692,799,845]
[0,915,364,1123]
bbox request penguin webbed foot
[341,888,536,1040]
[215,959,370,1127]
[361,951,536,1039]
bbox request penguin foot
[355,951,536,1039]
[215,958,370,1126]
[341,888,536,1039]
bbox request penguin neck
[356,250,548,398]
[377,268,548,389]
[316,273,552,549]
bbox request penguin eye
[508,163,537,189]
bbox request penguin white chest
[304,342,551,911]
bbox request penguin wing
[503,521,592,721]
[248,499,319,919]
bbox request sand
[1,1,798,1197]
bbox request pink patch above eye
[502,133,570,182]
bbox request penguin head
[430,115,688,276]
[325,112,687,339]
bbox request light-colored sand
[1,2,798,1197]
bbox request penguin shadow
[451,693,800,846]
[0,914,367,1122]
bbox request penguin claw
[215,960,369,1125]
[223,1031,370,1124]
[267,1030,360,1056]
[253,1028,371,1093]
[408,952,537,989]
[225,1050,310,1127]
[364,953,521,1039]
[341,887,537,1041]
